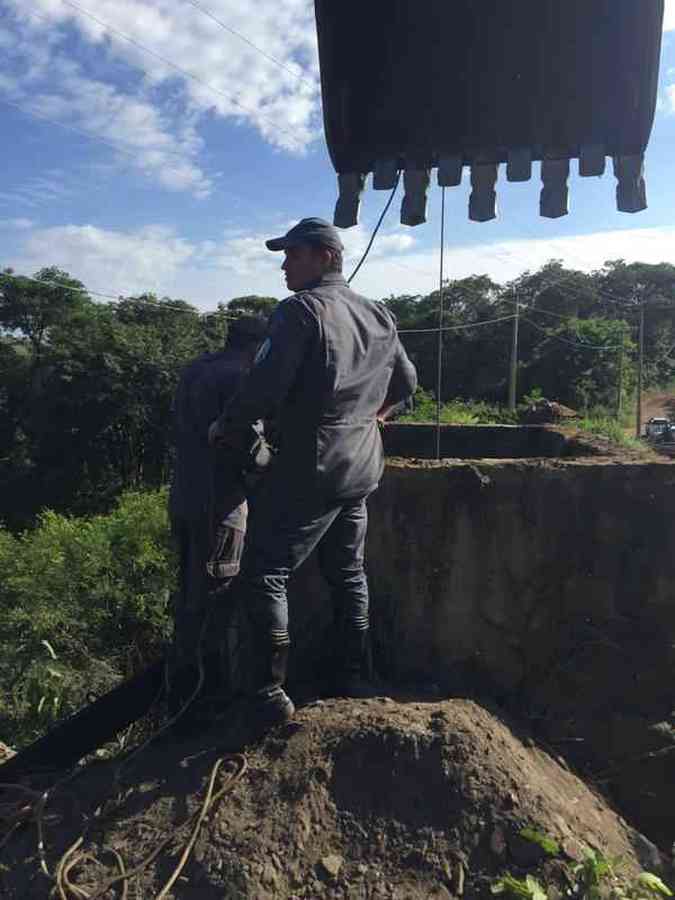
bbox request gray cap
[266,217,344,253]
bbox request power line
[56,0,304,147]
[435,186,446,459]
[517,303,580,321]
[0,270,241,318]
[0,97,199,167]
[398,314,516,335]
[183,0,316,88]
[348,174,401,284]
[504,209,650,308]
[1,270,519,333]
[522,316,624,351]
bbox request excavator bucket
[314,0,665,226]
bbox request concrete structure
[289,431,675,848]
[381,423,568,459]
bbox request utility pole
[635,295,645,439]
[615,331,624,420]
[435,187,446,460]
[508,292,519,411]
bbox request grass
[400,390,654,454]
[400,389,518,426]
[575,415,642,449]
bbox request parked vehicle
[645,417,673,441]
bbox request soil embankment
[0,698,663,899]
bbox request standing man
[169,315,270,730]
[209,218,417,743]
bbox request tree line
[2,259,675,529]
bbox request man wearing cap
[209,218,418,743]
[168,315,271,731]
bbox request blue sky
[1,0,675,309]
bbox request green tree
[226,295,279,319]
[0,267,89,366]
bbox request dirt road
[641,391,675,424]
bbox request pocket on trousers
[207,525,245,579]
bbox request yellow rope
[2,603,237,898]
[59,754,248,900]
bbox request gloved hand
[208,417,230,448]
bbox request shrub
[0,489,176,748]
[401,388,518,425]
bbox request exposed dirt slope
[1,697,659,899]
[640,392,675,425]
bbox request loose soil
[0,697,660,899]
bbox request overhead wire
[505,213,646,308]
[0,97,202,168]
[3,6,662,427]
[1,269,520,335]
[55,0,304,147]
[397,314,517,335]
[522,316,625,351]
[435,186,446,459]
[0,270,241,319]
[183,0,316,88]
[348,173,402,284]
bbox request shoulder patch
[254,337,272,366]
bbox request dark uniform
[214,226,417,710]
[169,320,268,717]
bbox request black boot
[326,627,377,699]
[220,638,295,749]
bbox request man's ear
[314,245,333,268]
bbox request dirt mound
[520,399,579,425]
[0,698,659,899]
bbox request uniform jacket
[170,350,250,531]
[220,273,418,501]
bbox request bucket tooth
[373,159,399,191]
[401,169,431,226]
[540,158,570,218]
[438,155,463,187]
[579,144,606,177]
[614,154,647,213]
[334,172,365,228]
[469,163,498,222]
[507,148,532,183]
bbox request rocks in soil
[0,697,659,899]
[319,853,344,880]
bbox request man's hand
[377,404,397,424]
[208,417,231,448]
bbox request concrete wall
[381,423,569,459]
[288,458,675,847]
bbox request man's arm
[209,298,316,444]
[378,339,418,420]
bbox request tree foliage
[0,489,174,746]
[388,259,675,413]
[0,272,272,527]
[2,260,675,528]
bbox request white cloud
[665,0,675,31]
[0,32,212,198]
[346,227,675,299]
[16,223,196,297]
[10,221,675,310]
[3,0,320,156]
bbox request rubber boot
[220,639,295,750]
[326,627,377,699]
